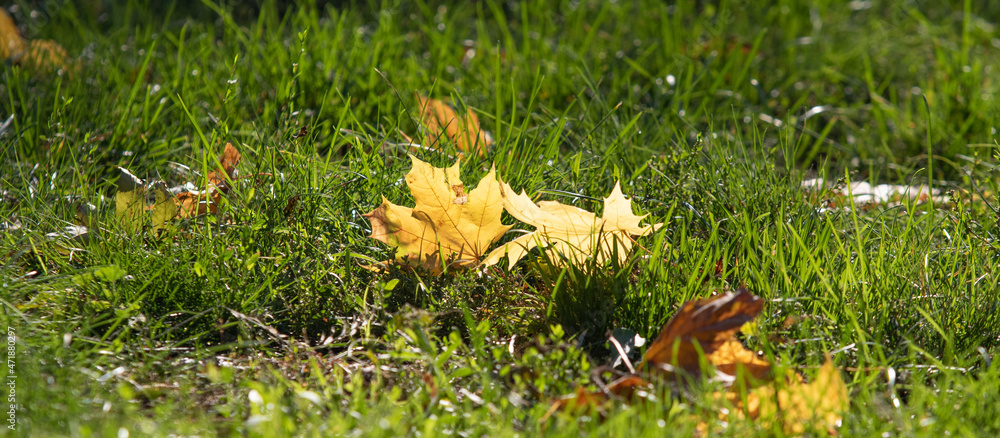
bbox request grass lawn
[3,0,1000,436]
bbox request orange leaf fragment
[175,142,242,218]
[546,386,607,415]
[541,374,655,422]
[174,190,221,218]
[207,142,242,186]
[416,95,492,157]
[604,374,654,400]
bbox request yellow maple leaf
[363,155,511,274]
[483,180,661,270]
[416,95,492,157]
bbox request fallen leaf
[641,288,766,379]
[484,181,661,270]
[174,190,217,217]
[541,386,609,422]
[709,338,771,381]
[416,95,492,157]
[116,167,145,233]
[0,9,25,60]
[283,194,301,222]
[207,142,241,187]
[75,202,98,229]
[150,181,177,234]
[45,225,91,244]
[737,358,848,435]
[603,374,656,400]
[0,9,69,72]
[175,142,242,218]
[543,289,846,435]
[363,155,511,274]
[544,290,765,418]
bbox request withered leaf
[543,290,766,420]
[545,289,846,435]
[641,288,765,378]
[709,338,771,381]
[19,39,70,72]
[175,142,242,218]
[207,142,242,187]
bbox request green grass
[3,0,1000,436]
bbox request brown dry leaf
[541,374,655,423]
[207,142,242,186]
[543,289,846,435]
[283,194,301,222]
[541,386,608,422]
[603,375,655,400]
[416,95,492,157]
[640,288,766,378]
[542,290,764,421]
[174,142,242,218]
[483,181,661,270]
[174,190,216,218]
[363,155,510,274]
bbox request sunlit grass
[2,0,999,435]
